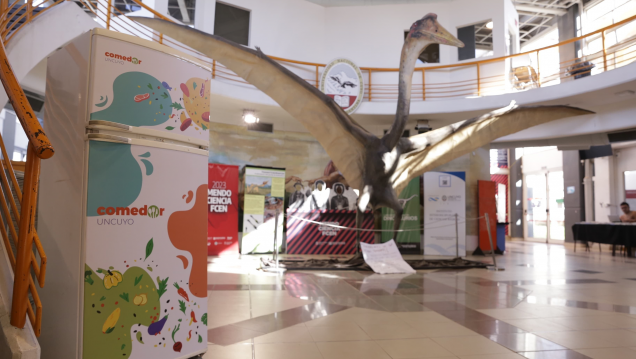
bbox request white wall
[615,145,636,207]
[594,154,617,221]
[195,0,515,66]
[521,147,563,174]
[197,0,327,61]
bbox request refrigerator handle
[87,133,131,144]
[88,120,131,131]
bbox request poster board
[423,171,466,256]
[381,177,421,253]
[208,164,239,255]
[241,166,285,253]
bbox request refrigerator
[39,29,209,359]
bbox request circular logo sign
[319,58,364,114]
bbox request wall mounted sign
[208,163,239,256]
[319,58,365,114]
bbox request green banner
[382,177,420,253]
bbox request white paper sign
[360,240,416,274]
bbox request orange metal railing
[0,0,56,337]
[93,0,636,102]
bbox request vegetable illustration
[180,83,189,97]
[180,117,192,131]
[200,82,205,97]
[186,330,192,342]
[198,334,202,343]
[174,283,189,301]
[84,265,160,359]
[157,276,169,298]
[189,310,197,325]
[148,315,168,336]
[84,268,94,285]
[133,293,148,306]
[201,313,207,326]
[134,93,150,103]
[102,308,121,334]
[135,331,144,344]
[170,102,184,110]
[145,238,154,260]
[172,323,182,352]
[97,268,122,290]
[119,292,129,302]
[178,300,186,314]
[201,111,209,123]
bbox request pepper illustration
[189,310,197,325]
[97,268,123,290]
[133,293,148,306]
[174,282,189,302]
[147,315,168,336]
[186,330,192,342]
[102,308,121,334]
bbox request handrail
[0,0,54,337]
[121,0,636,102]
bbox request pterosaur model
[135,15,592,250]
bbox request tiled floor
[201,241,636,359]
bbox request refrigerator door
[87,29,210,143]
[82,138,207,359]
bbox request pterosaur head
[407,13,464,48]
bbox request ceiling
[306,0,582,45]
[304,0,452,6]
[513,0,580,45]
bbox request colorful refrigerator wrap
[38,29,209,359]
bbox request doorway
[524,171,565,242]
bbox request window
[457,21,493,61]
[214,2,250,46]
[168,0,195,25]
[583,0,636,69]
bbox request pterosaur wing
[392,103,593,194]
[133,17,374,190]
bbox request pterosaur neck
[382,39,432,150]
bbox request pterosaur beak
[433,21,464,48]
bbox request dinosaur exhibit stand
[134,17,592,272]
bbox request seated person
[620,202,636,223]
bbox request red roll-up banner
[208,164,239,256]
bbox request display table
[572,222,636,257]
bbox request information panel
[241,166,285,254]
[381,177,421,253]
[208,164,239,256]
[423,171,466,256]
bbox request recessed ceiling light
[242,109,259,123]
[615,90,635,97]
[486,21,494,29]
